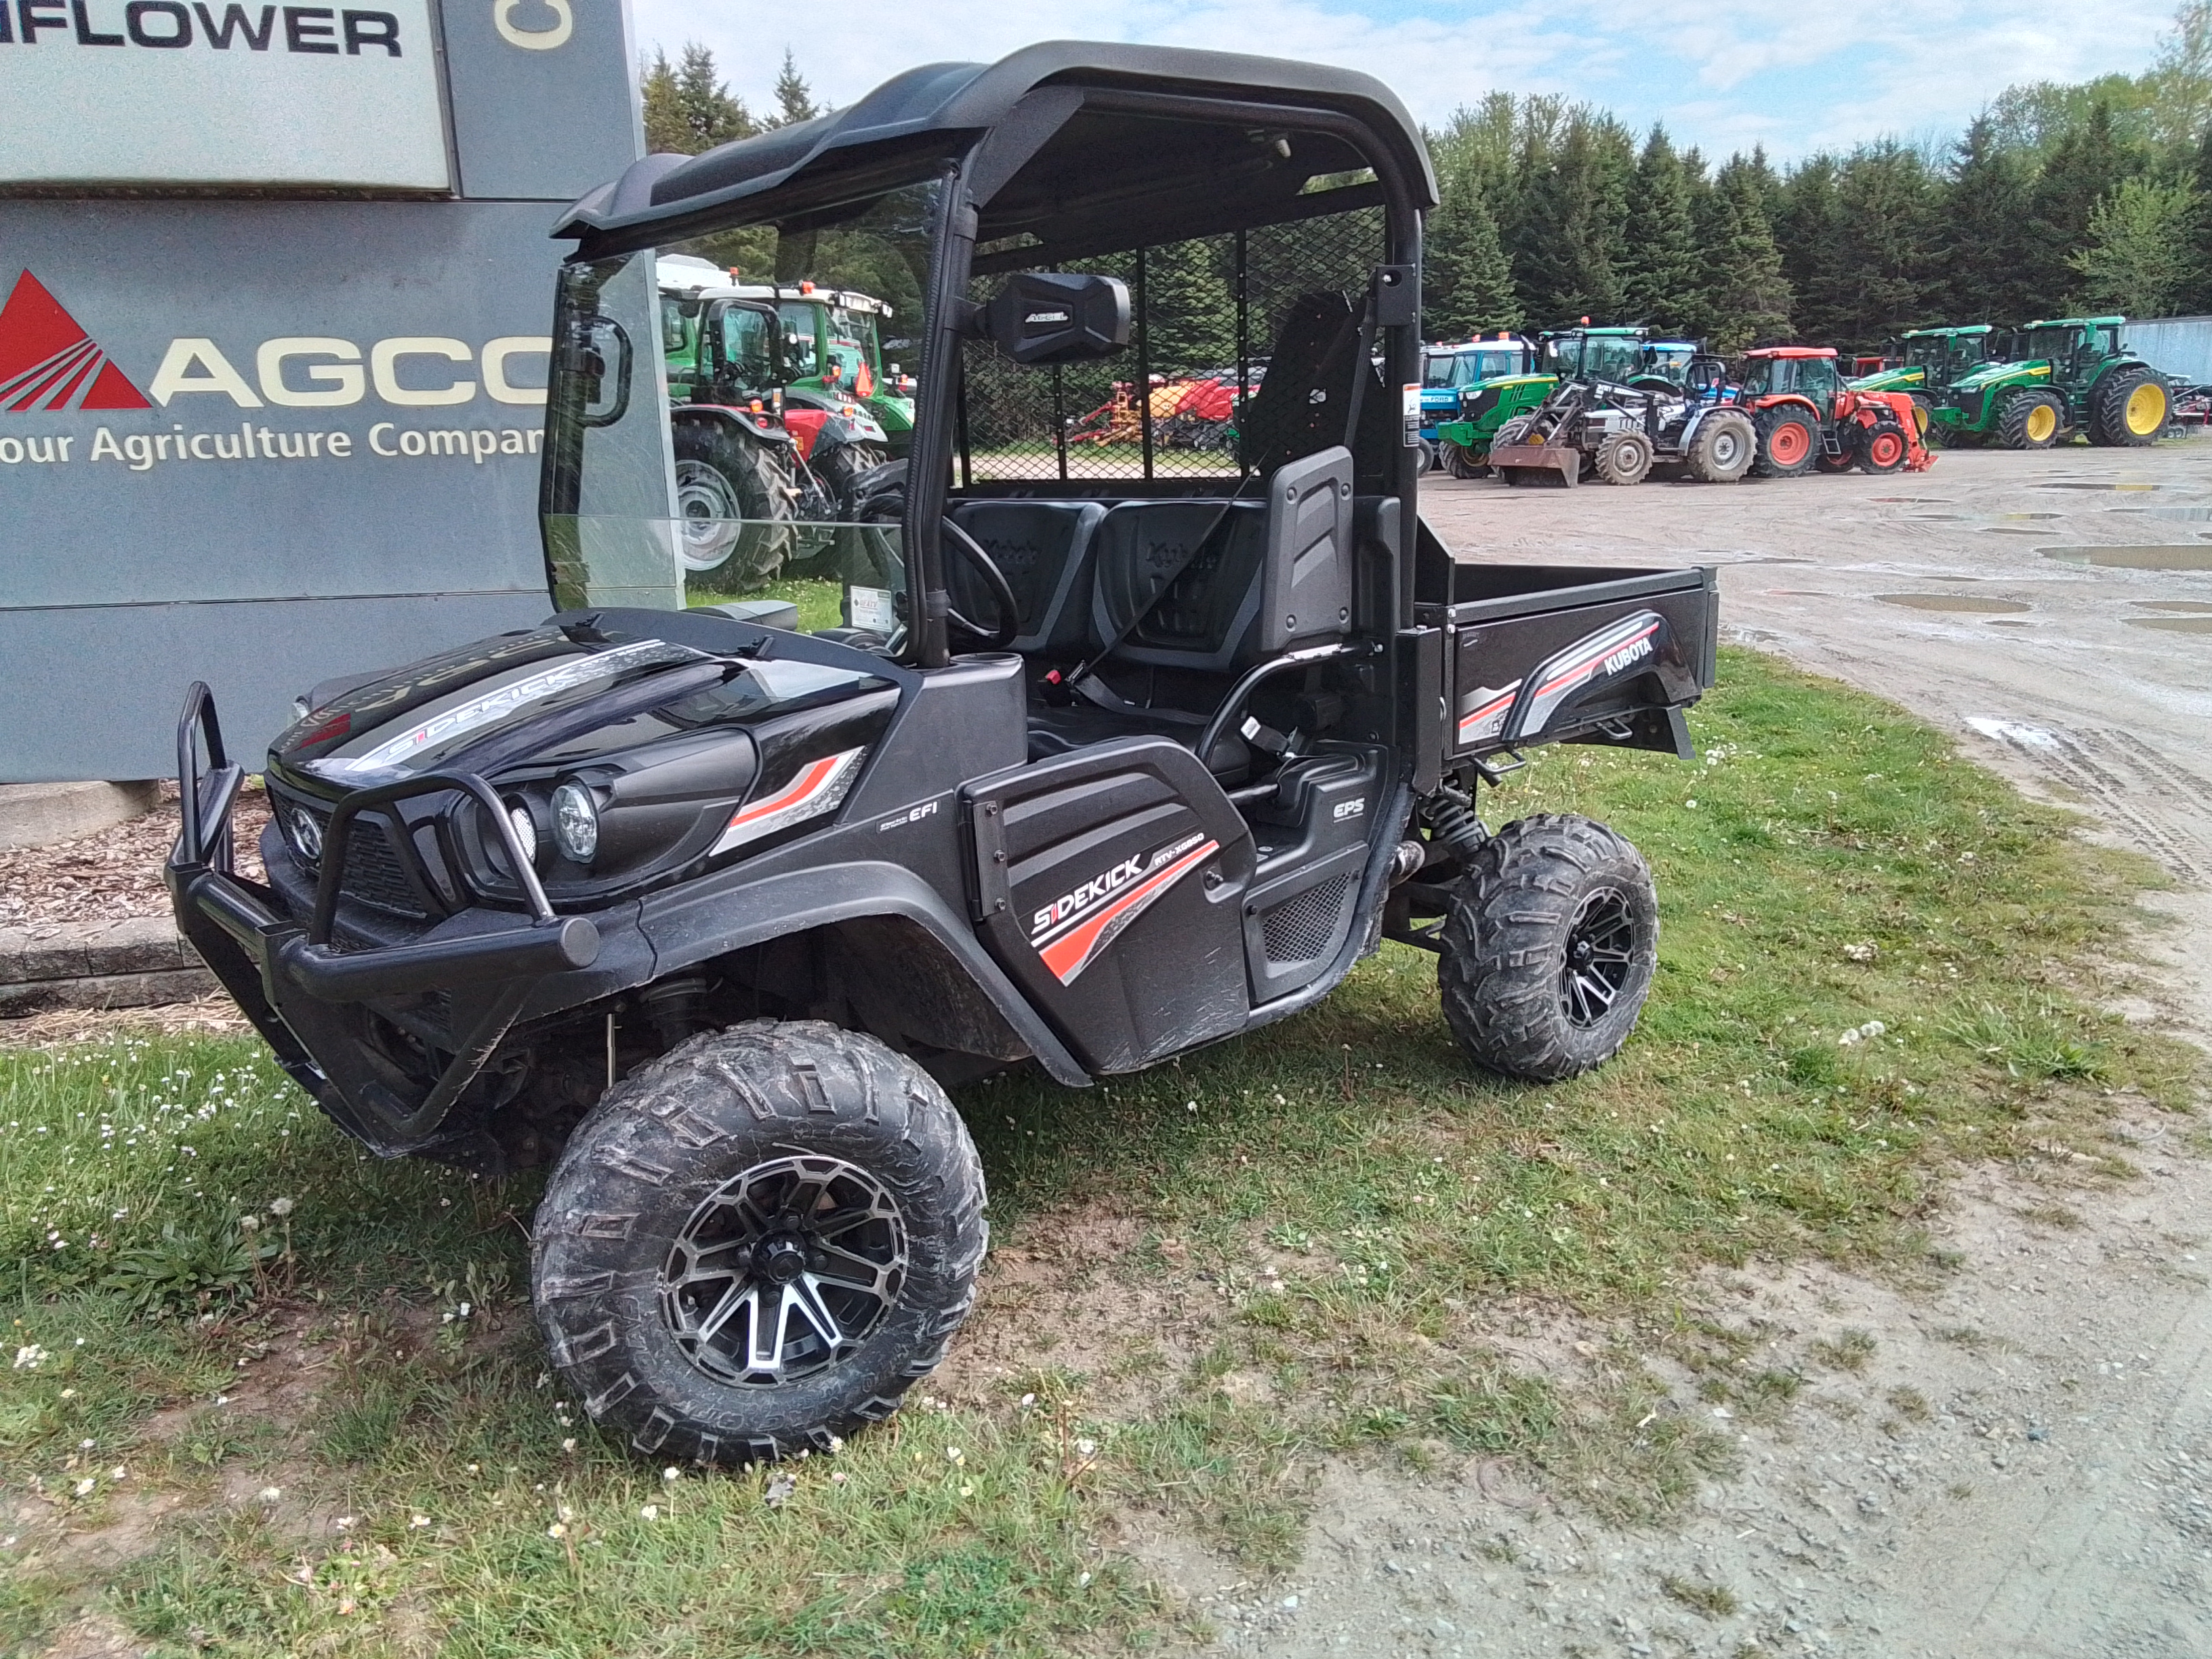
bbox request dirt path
[1139,445,2212,1657]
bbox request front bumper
[167,684,626,1158]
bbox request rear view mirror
[971,272,1130,365]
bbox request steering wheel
[938,516,1021,651]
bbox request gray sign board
[0,0,647,782]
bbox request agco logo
[0,268,548,472]
[0,270,150,413]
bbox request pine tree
[2192,123,2212,308]
[1940,118,2039,323]
[770,49,819,128]
[1815,143,1940,351]
[640,43,756,155]
[1620,127,1700,335]
[2025,102,2136,314]
[1425,167,1521,337]
[1701,157,1793,351]
[1512,117,1631,325]
[1141,239,1236,376]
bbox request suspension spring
[1421,784,1490,864]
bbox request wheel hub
[1557,886,1637,1029]
[661,1153,907,1388]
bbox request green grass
[683,575,846,632]
[0,647,2197,1652]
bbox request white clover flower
[268,1197,294,1217]
[662,1466,682,1483]
[258,1486,282,1503]
[638,1504,660,1521]
[74,1478,95,1496]
[561,1438,577,1453]
[546,1523,567,1539]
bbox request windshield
[542,173,943,658]
[1423,347,1525,388]
[1549,333,1643,384]
[2019,327,2084,362]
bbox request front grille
[1262,875,1350,964]
[275,792,430,919]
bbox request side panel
[965,739,1256,1074]
[1449,587,1714,756]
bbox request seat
[946,499,1105,655]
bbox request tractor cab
[1540,326,1647,386]
[1418,332,1536,439]
[1629,341,1699,391]
[1738,347,1843,406]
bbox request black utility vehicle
[167,44,1720,1465]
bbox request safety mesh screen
[1261,874,1351,963]
[958,203,1385,486]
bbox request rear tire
[1595,431,1654,485]
[1998,390,2064,451]
[1437,815,1658,1082]
[533,1020,986,1466]
[1751,407,1818,477]
[1685,410,1755,483]
[1440,438,1482,478]
[1498,466,1525,487]
[2091,367,2167,447]
[673,425,794,582]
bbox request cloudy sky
[630,0,2178,161]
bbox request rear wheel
[1490,413,1538,452]
[533,1021,986,1466]
[1998,390,2065,450]
[673,425,794,582]
[1685,409,1755,483]
[2091,367,2167,447]
[1858,419,1910,474]
[1594,430,1654,485]
[1437,814,1658,1082]
[1752,408,1818,477]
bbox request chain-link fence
[958,203,1386,486]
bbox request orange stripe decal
[1038,840,1218,984]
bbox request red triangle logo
[0,270,150,413]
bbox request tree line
[643,12,2212,358]
[1427,2,2212,352]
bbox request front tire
[533,1021,986,1465]
[1999,390,2064,450]
[1685,409,1755,483]
[673,425,794,581]
[1437,814,1658,1081]
[1857,419,1910,474]
[1595,430,1654,485]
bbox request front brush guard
[165,684,600,1156]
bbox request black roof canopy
[556,41,1437,260]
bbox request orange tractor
[1738,346,1931,477]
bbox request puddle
[1870,496,1945,504]
[1996,512,2062,520]
[1986,619,2033,628]
[2041,546,2212,570]
[1982,527,2045,535]
[1876,592,2032,613]
[2036,482,2163,491]
[2126,617,2212,634]
[1908,514,1969,521]
[2108,506,2212,520]
[2133,600,2212,613]
[1965,717,2060,747]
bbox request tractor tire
[1998,390,2065,450]
[2090,367,2168,447]
[1437,814,1658,1082]
[1685,410,1756,483]
[533,1020,987,1467]
[1595,431,1654,485]
[1497,467,1526,487]
[1815,435,1856,474]
[1439,438,1483,478]
[1857,419,1910,474]
[1751,408,1818,478]
[673,425,794,582]
[1491,413,1538,451]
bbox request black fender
[635,858,1092,1086]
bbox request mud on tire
[1437,813,1658,1082]
[532,1020,986,1466]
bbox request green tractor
[1927,316,2170,450]
[657,254,918,457]
[1431,325,1654,478]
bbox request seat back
[1088,499,1269,674]
[947,499,1105,656]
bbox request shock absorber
[1421,783,1490,865]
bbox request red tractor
[1737,346,1931,478]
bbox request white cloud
[630,0,2179,160]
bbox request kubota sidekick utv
[166,43,1719,1467]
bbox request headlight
[504,802,538,867]
[552,781,599,864]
